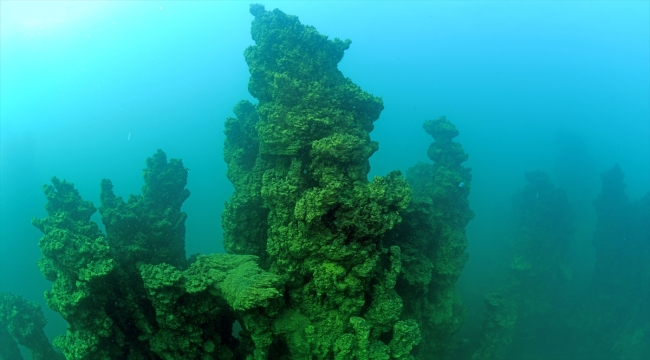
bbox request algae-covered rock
[222,4,414,358]
[0,292,64,360]
[139,254,283,360]
[32,147,291,359]
[472,171,575,359]
[99,149,189,269]
[32,177,119,359]
[222,100,270,263]
[29,5,487,359]
[471,293,516,360]
[569,165,650,360]
[383,116,473,359]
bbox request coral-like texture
[32,176,120,359]
[139,254,283,359]
[26,5,480,359]
[383,116,474,358]
[0,292,64,360]
[32,150,285,359]
[222,4,416,358]
[99,149,189,269]
[222,100,270,264]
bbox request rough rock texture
[222,5,417,359]
[383,116,474,359]
[32,150,282,359]
[26,5,479,359]
[0,292,64,360]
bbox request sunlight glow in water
[0,1,108,36]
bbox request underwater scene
[0,1,648,359]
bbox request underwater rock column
[472,171,575,359]
[222,100,270,264]
[508,171,575,317]
[32,177,123,360]
[32,150,195,359]
[223,4,416,358]
[99,149,190,269]
[570,164,650,359]
[470,293,517,360]
[0,292,64,360]
[33,149,286,359]
[384,116,474,359]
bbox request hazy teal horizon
[1,1,648,358]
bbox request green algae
[21,5,478,359]
[222,5,417,358]
[99,149,189,269]
[0,292,64,360]
[31,150,285,359]
[383,116,474,359]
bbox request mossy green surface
[222,4,419,358]
[383,116,473,359]
[220,6,482,358]
[0,292,64,360]
[222,100,270,263]
[138,254,283,360]
[27,5,483,359]
[32,150,288,359]
[32,176,121,359]
[99,149,189,269]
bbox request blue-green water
[1,1,648,359]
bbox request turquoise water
[1,1,648,359]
